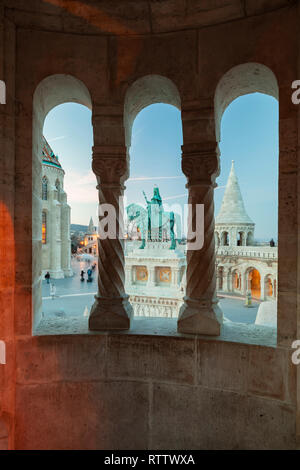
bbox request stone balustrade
[216,246,278,260]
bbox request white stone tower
[87,217,96,234]
[41,136,73,278]
[215,160,255,247]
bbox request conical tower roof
[215,161,254,225]
[88,217,95,234]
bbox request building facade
[215,161,277,301]
[80,217,98,256]
[41,136,73,279]
[125,241,186,317]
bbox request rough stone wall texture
[14,334,296,450]
[0,0,299,449]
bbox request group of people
[80,263,96,282]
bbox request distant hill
[70,224,88,233]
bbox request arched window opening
[232,270,241,290]
[124,75,185,319]
[248,268,261,299]
[42,176,48,200]
[32,75,93,331]
[265,275,273,298]
[221,231,229,246]
[42,211,47,244]
[214,63,278,329]
[237,231,244,246]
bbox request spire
[215,161,254,225]
[88,217,95,233]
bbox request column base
[47,269,65,279]
[63,268,74,277]
[177,297,223,335]
[89,294,133,331]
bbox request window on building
[42,176,48,200]
[42,211,47,244]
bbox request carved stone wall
[0,0,298,450]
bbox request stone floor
[42,259,260,324]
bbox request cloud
[47,135,67,143]
[164,193,188,201]
[64,170,97,204]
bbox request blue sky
[43,92,278,240]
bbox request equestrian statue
[126,186,181,250]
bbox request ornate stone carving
[89,146,132,330]
[181,145,220,186]
[178,147,223,335]
[92,157,127,185]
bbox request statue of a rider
[143,185,163,242]
[142,186,176,249]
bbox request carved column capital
[92,145,128,186]
[181,144,220,187]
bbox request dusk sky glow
[43,92,278,240]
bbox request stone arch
[214,63,278,141]
[124,74,181,148]
[32,74,93,330]
[221,231,229,246]
[42,175,48,200]
[237,231,245,246]
[232,268,241,291]
[246,266,261,300]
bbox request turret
[215,161,255,247]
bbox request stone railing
[216,246,278,260]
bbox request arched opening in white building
[214,63,278,325]
[123,75,186,319]
[221,231,229,246]
[247,268,261,300]
[232,269,241,292]
[32,75,93,331]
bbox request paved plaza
[42,258,260,324]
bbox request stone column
[178,142,223,335]
[148,266,156,287]
[125,265,132,285]
[240,270,246,296]
[260,276,265,301]
[222,268,229,292]
[61,196,72,277]
[89,107,133,330]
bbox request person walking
[45,272,50,284]
[87,268,92,282]
[80,270,85,282]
